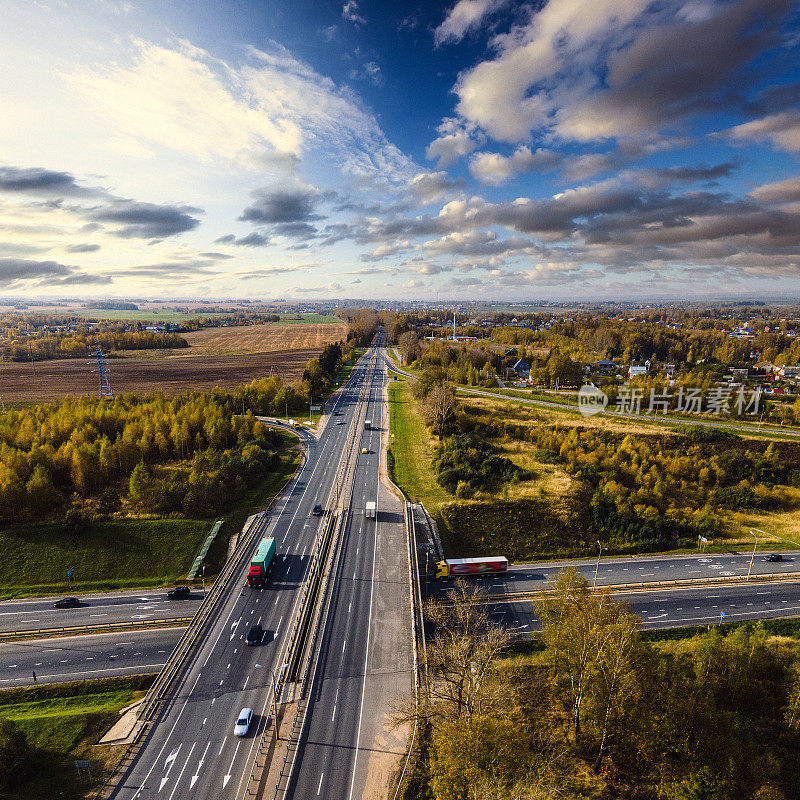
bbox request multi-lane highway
[0,590,203,635]
[107,340,394,800]
[485,579,800,634]
[0,627,183,686]
[424,551,799,597]
[285,341,412,800]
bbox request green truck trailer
[247,537,276,588]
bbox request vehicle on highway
[365,501,376,519]
[246,624,263,646]
[361,447,369,454]
[764,553,784,562]
[436,556,509,579]
[364,419,372,430]
[337,420,345,425]
[53,597,81,608]
[312,504,323,516]
[167,586,190,600]
[234,707,253,736]
[248,536,276,588]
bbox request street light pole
[593,540,603,589]
[747,529,758,581]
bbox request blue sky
[1,0,800,301]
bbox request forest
[0,342,346,524]
[405,574,800,800]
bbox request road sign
[67,567,74,578]
[310,405,321,411]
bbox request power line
[90,347,113,399]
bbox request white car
[234,707,253,737]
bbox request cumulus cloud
[0,257,109,287]
[725,109,800,152]
[408,172,466,204]
[453,0,794,144]
[0,166,92,196]
[426,118,482,167]
[469,146,560,185]
[87,200,201,238]
[434,0,510,45]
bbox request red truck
[436,556,508,579]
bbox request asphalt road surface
[424,551,800,597]
[0,627,184,686]
[484,579,800,634]
[109,342,387,800]
[0,590,203,635]
[286,342,412,800]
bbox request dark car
[53,597,80,609]
[763,553,784,562]
[167,586,191,600]
[246,624,263,646]
[312,504,323,516]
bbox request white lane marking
[167,740,196,800]
[159,744,182,790]
[223,741,241,788]
[318,773,325,795]
[190,740,211,789]
[243,675,250,690]
[218,739,226,756]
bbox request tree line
[405,574,800,800]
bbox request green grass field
[0,676,153,799]
[0,517,210,597]
[387,378,450,511]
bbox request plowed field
[0,323,347,402]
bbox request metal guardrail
[0,617,192,642]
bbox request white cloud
[342,1,366,25]
[469,146,560,185]
[426,118,482,167]
[726,110,800,152]
[67,39,415,184]
[434,0,510,46]
[453,0,793,144]
[749,176,800,204]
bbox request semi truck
[364,419,372,430]
[247,537,276,588]
[365,501,376,519]
[436,556,508,579]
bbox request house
[663,364,677,377]
[504,348,518,357]
[628,365,648,379]
[778,365,800,378]
[511,359,531,378]
[591,359,618,376]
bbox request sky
[1,0,800,302]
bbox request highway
[285,343,412,800]
[424,551,800,597]
[108,341,390,800]
[0,627,183,687]
[0,590,203,635]
[484,579,800,634]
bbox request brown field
[0,350,323,402]
[181,322,348,354]
[0,322,347,402]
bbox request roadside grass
[0,675,154,800]
[0,434,300,598]
[387,378,450,512]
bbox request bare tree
[423,381,456,438]
[398,330,421,364]
[424,579,513,721]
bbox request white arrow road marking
[649,613,668,619]
[190,741,211,789]
[223,741,240,788]
[159,745,182,789]
[167,740,195,800]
